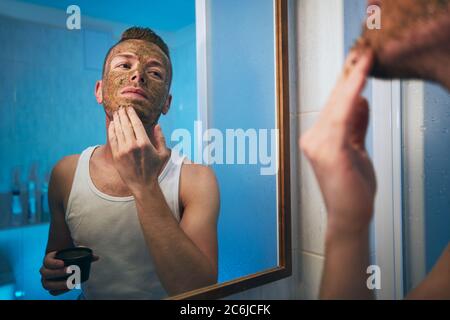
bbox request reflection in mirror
[0,0,290,300]
[401,80,450,295]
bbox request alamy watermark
[170,121,279,176]
[367,5,382,30]
[366,265,381,290]
[66,5,81,30]
[66,265,81,289]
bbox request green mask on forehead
[102,39,172,125]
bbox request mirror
[0,0,290,300]
[401,80,450,296]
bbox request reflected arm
[406,243,450,300]
[133,164,219,296]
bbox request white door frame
[195,0,209,130]
[371,79,404,300]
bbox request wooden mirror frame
[170,0,291,300]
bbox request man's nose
[130,69,146,85]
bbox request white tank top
[65,145,186,300]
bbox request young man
[300,0,450,299]
[40,27,220,299]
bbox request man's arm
[45,156,77,253]
[108,106,219,296]
[40,156,77,296]
[300,47,376,299]
[406,243,450,300]
[134,165,219,296]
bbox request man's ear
[161,94,172,115]
[95,80,103,104]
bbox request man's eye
[148,70,162,79]
[117,63,130,69]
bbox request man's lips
[120,87,148,100]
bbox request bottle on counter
[41,172,50,223]
[11,168,23,227]
[27,164,39,224]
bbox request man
[300,0,450,299]
[40,27,220,299]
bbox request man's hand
[108,106,170,195]
[40,251,99,296]
[300,47,376,299]
[300,48,376,237]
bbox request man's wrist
[325,215,370,244]
[132,179,160,200]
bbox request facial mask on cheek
[102,39,172,124]
[102,69,169,125]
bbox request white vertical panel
[195,0,209,164]
[401,81,426,292]
[372,79,404,300]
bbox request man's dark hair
[102,26,171,79]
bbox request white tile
[298,113,327,255]
[296,0,344,113]
[297,251,324,300]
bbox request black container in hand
[55,247,93,283]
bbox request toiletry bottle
[11,168,23,227]
[41,172,50,223]
[27,164,38,224]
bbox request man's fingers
[338,50,374,121]
[118,107,135,144]
[42,279,69,291]
[108,121,118,155]
[153,124,167,152]
[113,110,125,146]
[342,49,361,79]
[346,49,374,97]
[44,252,65,270]
[349,96,370,149]
[40,266,68,280]
[126,107,149,145]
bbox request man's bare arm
[108,107,219,296]
[40,156,77,296]
[45,156,77,253]
[406,243,450,300]
[300,48,375,299]
[134,165,219,296]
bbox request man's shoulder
[50,154,81,200]
[181,162,217,187]
[52,154,81,179]
[180,162,219,201]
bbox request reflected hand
[40,251,99,296]
[300,48,376,236]
[108,106,170,195]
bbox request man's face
[358,0,450,79]
[101,39,171,125]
